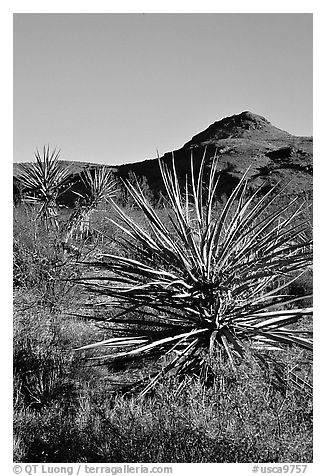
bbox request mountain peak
[238,110,270,122]
[183,111,292,148]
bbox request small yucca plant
[76,152,312,396]
[16,146,72,231]
[66,166,116,241]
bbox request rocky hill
[117,111,312,201]
[13,111,312,205]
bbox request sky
[13,13,313,166]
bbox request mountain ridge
[13,111,312,205]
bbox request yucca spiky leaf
[80,166,116,207]
[75,152,312,395]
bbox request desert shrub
[13,299,99,409]
[13,204,82,310]
[13,290,113,461]
[114,172,156,208]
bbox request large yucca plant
[16,146,72,230]
[76,152,312,396]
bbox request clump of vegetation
[76,153,312,396]
[13,204,82,311]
